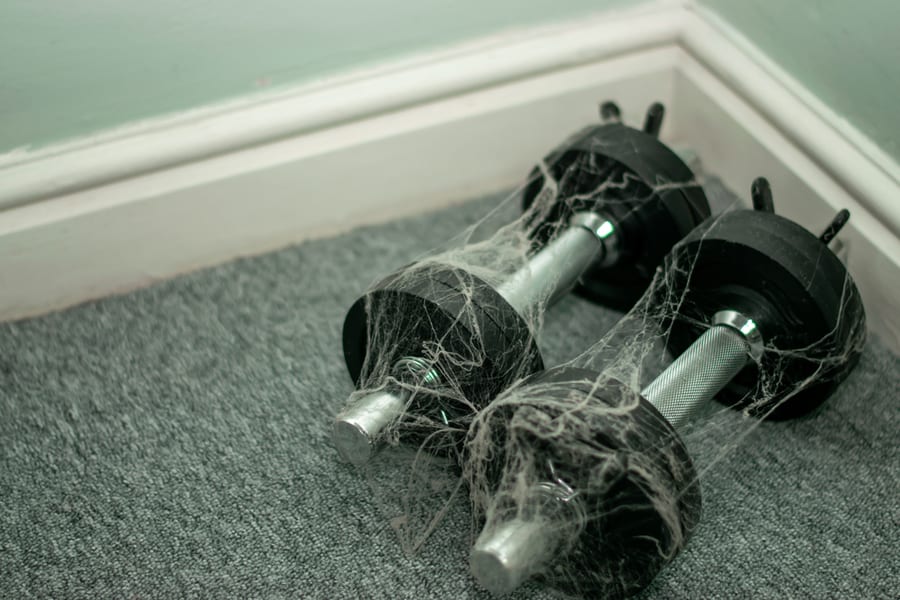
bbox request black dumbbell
[467,179,866,598]
[334,102,711,467]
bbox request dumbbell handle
[495,211,617,315]
[641,323,752,429]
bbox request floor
[1,181,897,598]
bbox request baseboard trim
[0,45,680,322]
[0,1,684,211]
[681,6,900,238]
[0,1,897,352]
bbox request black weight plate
[522,123,710,310]
[342,263,544,426]
[663,210,866,418]
[474,365,700,599]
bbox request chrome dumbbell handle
[495,211,617,315]
[641,310,762,429]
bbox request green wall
[5,1,897,162]
[701,0,900,162]
[0,0,633,154]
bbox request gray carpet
[1,182,897,599]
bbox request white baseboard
[0,1,897,352]
[0,2,683,209]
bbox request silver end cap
[333,390,407,466]
[470,517,556,595]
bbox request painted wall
[700,0,900,162]
[0,0,635,154]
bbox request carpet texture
[1,181,897,599]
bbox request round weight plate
[663,210,866,418]
[522,123,710,310]
[473,365,700,599]
[343,263,544,415]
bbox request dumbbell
[333,101,711,467]
[467,179,866,598]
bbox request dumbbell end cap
[333,390,407,466]
[470,518,556,595]
[470,549,518,596]
[332,419,375,466]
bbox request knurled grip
[641,325,750,429]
